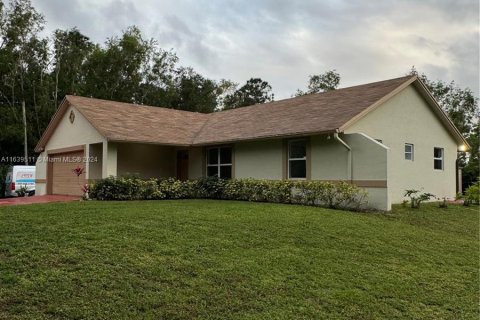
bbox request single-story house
[34,75,468,210]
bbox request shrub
[90,176,369,211]
[16,184,29,197]
[90,176,165,200]
[464,181,479,205]
[404,189,435,208]
[142,179,165,200]
[197,176,227,199]
[294,181,368,210]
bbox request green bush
[90,176,369,211]
[464,181,479,205]
[404,189,435,209]
[196,176,226,199]
[294,181,368,210]
[223,179,294,203]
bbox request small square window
[405,143,414,161]
[206,147,233,179]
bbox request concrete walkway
[0,195,80,207]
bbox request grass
[0,200,478,319]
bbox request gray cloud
[32,0,479,98]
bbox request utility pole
[22,100,28,165]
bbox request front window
[405,143,414,161]
[288,140,307,179]
[207,147,232,179]
[434,147,444,170]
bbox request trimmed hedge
[90,176,369,211]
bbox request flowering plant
[72,166,85,177]
[81,184,90,200]
[81,184,90,193]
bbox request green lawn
[0,200,478,319]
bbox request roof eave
[192,129,337,146]
[411,79,470,149]
[337,76,470,150]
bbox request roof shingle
[37,75,419,150]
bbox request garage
[47,149,85,196]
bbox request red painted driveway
[0,195,80,207]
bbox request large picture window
[434,147,444,170]
[288,140,307,179]
[207,147,232,179]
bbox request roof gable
[194,76,414,145]
[339,77,468,147]
[35,75,467,152]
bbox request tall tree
[295,70,340,96]
[82,26,153,102]
[52,28,93,106]
[215,79,238,111]
[0,0,49,162]
[410,67,478,135]
[171,67,219,113]
[223,78,274,110]
[463,122,479,187]
[82,26,181,108]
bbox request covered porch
[87,142,205,182]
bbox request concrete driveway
[0,195,80,207]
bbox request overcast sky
[32,0,479,99]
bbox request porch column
[102,141,117,178]
[85,144,90,180]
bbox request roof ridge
[36,74,436,152]
[65,75,416,117]
[65,95,209,117]
[213,75,416,115]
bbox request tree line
[0,0,477,188]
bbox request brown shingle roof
[194,75,415,144]
[41,75,462,151]
[67,96,208,146]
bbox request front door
[176,150,189,181]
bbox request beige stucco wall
[45,106,105,150]
[35,106,105,195]
[343,133,389,181]
[35,151,47,195]
[363,188,389,212]
[310,135,349,180]
[187,147,204,179]
[234,139,283,179]
[343,133,390,211]
[116,143,175,178]
[345,85,458,203]
[311,133,389,210]
[231,135,389,210]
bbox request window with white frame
[207,147,232,179]
[288,140,307,179]
[405,143,414,161]
[434,147,444,170]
